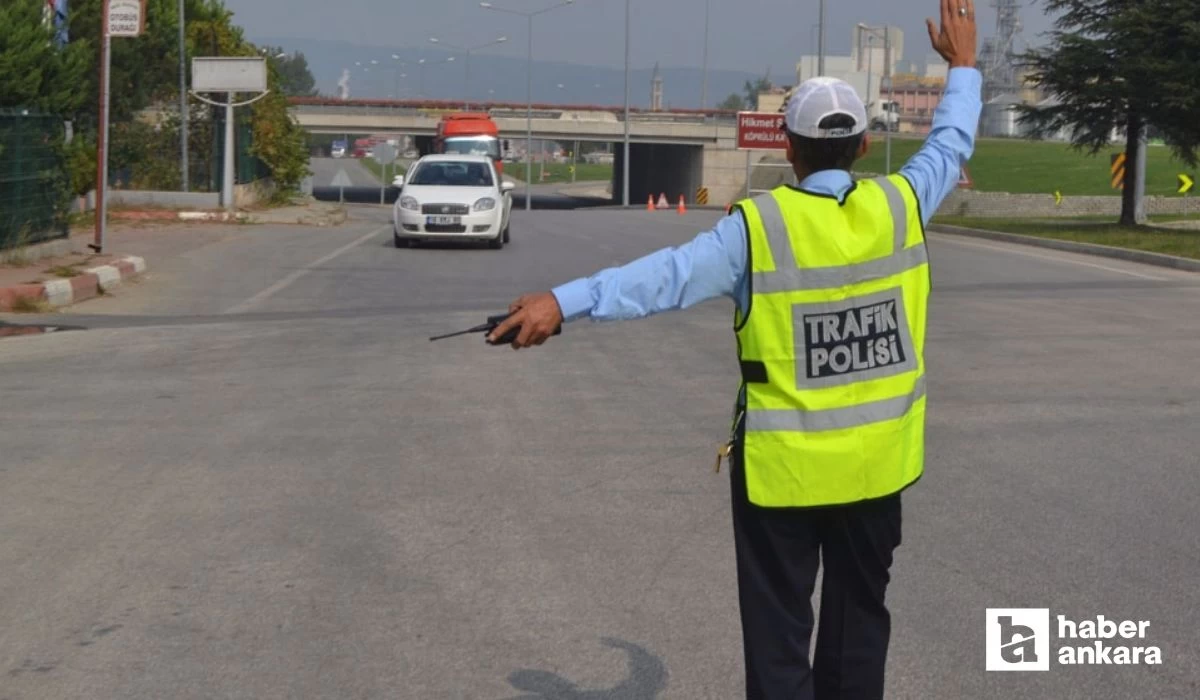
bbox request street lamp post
[428,35,508,109]
[701,0,710,109]
[818,0,826,75]
[416,56,456,99]
[178,0,189,192]
[391,54,407,99]
[481,0,575,211]
[623,0,630,208]
[858,23,893,173]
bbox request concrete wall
[107,190,220,209]
[698,137,790,207]
[72,180,275,212]
[934,190,1198,218]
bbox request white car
[392,154,514,249]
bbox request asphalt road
[2,206,1199,699]
[310,156,381,188]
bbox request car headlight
[399,196,419,211]
[472,197,496,212]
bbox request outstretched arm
[488,214,749,349]
[898,0,982,223]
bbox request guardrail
[289,98,737,126]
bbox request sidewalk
[109,198,347,227]
[1,199,349,312]
[0,222,212,312]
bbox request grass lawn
[856,137,1196,197]
[933,216,1200,260]
[357,158,407,184]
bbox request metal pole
[866,36,873,126]
[701,0,710,109]
[884,27,892,174]
[525,15,533,211]
[622,0,631,208]
[223,93,235,212]
[464,50,472,109]
[744,151,751,199]
[1135,125,1147,224]
[178,0,189,192]
[817,0,826,75]
[93,7,111,254]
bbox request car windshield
[408,161,494,187]
[443,137,501,160]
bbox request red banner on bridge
[737,112,787,150]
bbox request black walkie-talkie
[429,313,561,346]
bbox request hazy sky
[224,0,1054,74]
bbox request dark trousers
[730,455,903,700]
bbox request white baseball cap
[784,77,868,139]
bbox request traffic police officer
[490,1,979,696]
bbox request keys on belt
[713,408,744,474]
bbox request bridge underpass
[291,100,772,208]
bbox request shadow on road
[499,637,668,700]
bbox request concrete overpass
[289,98,782,206]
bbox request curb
[0,255,147,312]
[111,210,248,223]
[929,224,1200,274]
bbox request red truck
[434,113,504,176]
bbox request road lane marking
[930,234,1169,281]
[224,226,387,314]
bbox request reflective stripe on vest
[751,178,929,294]
[735,176,929,508]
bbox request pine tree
[1019,0,1200,225]
[0,0,90,115]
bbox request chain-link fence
[0,109,69,250]
[107,110,267,193]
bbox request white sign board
[108,0,146,37]
[192,57,268,93]
[373,143,398,165]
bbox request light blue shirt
[552,67,983,322]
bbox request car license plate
[427,215,461,225]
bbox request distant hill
[252,35,765,110]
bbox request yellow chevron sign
[1110,153,1126,190]
[1179,173,1194,194]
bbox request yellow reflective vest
[733,175,929,508]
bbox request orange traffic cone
[647,194,655,211]
[656,193,669,209]
[677,195,687,215]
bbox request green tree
[0,0,90,115]
[743,78,772,110]
[262,46,318,97]
[717,93,746,111]
[1019,0,1200,226]
[57,0,309,194]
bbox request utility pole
[622,0,631,207]
[178,0,189,191]
[701,0,710,109]
[817,0,826,75]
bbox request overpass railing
[289,98,738,126]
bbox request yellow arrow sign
[1179,173,1194,194]
[1054,190,1063,206]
